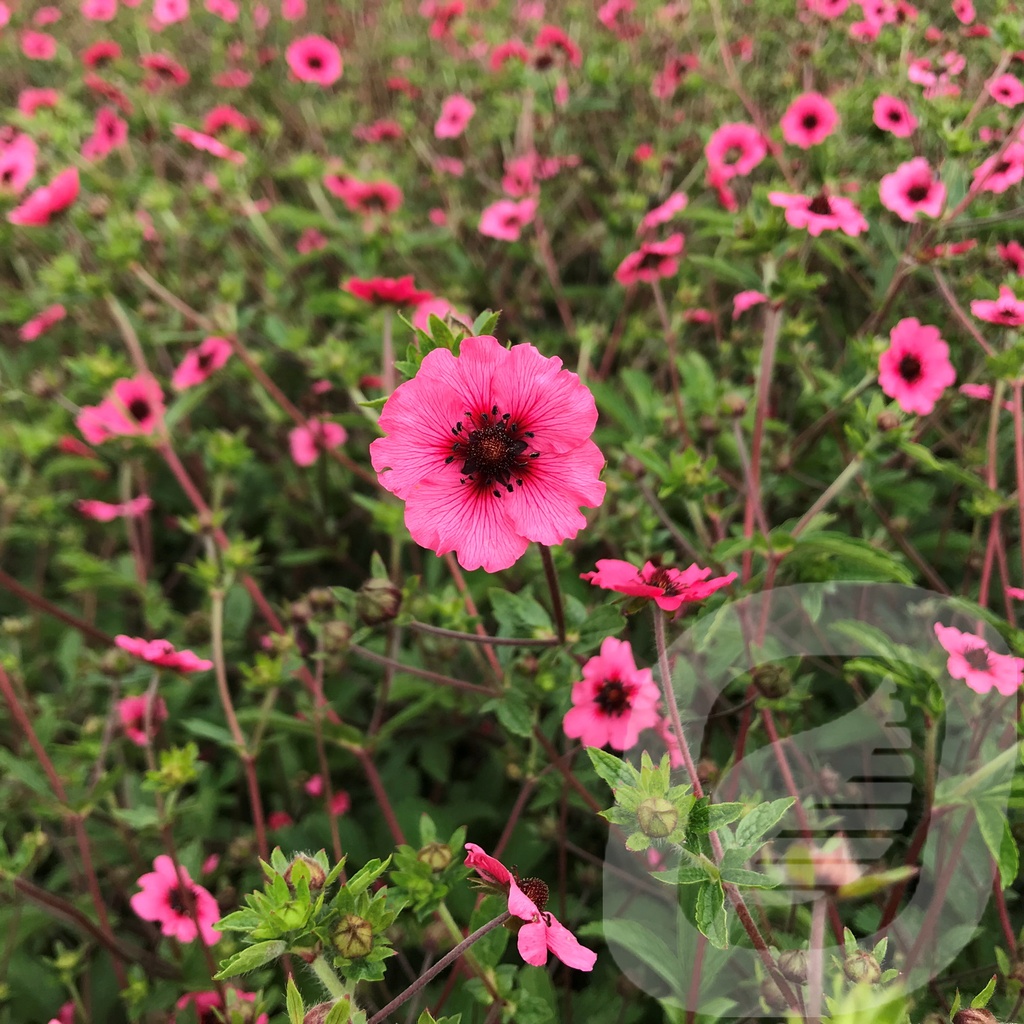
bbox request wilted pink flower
[435,94,476,139]
[8,167,80,226]
[172,336,233,390]
[289,420,347,466]
[769,190,868,236]
[705,122,767,180]
[582,559,737,611]
[780,92,839,148]
[479,197,537,241]
[563,637,661,750]
[153,0,189,23]
[116,635,213,672]
[934,623,1023,696]
[22,31,58,60]
[130,856,220,945]
[615,233,685,285]
[77,495,154,521]
[878,317,955,415]
[286,35,343,85]
[464,844,597,970]
[370,335,606,572]
[879,157,945,221]
[988,73,1024,107]
[117,694,168,745]
[733,290,768,318]
[19,303,66,342]
[638,192,688,235]
[0,136,39,196]
[971,284,1024,326]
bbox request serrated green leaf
[735,798,794,847]
[325,998,354,1024]
[480,689,533,738]
[971,975,997,1009]
[286,977,304,1024]
[719,867,777,889]
[695,880,728,949]
[214,940,286,979]
[974,802,1019,889]
[586,747,636,791]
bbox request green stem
[310,954,351,1000]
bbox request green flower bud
[637,797,678,838]
[751,664,792,699]
[778,949,807,983]
[357,578,403,626]
[285,853,328,892]
[843,950,882,984]
[308,588,337,614]
[417,842,453,872]
[322,620,353,655]
[332,915,373,959]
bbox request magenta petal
[507,880,539,921]
[464,843,511,885]
[516,920,550,966]
[544,914,598,971]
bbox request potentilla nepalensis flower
[463,843,596,970]
[268,810,293,830]
[324,175,403,215]
[296,227,328,253]
[82,40,121,67]
[971,143,1024,194]
[140,53,189,89]
[768,189,868,236]
[18,88,60,116]
[988,73,1024,107]
[172,336,234,390]
[435,94,476,139]
[733,290,768,318]
[532,23,583,69]
[282,0,307,18]
[970,284,1024,326]
[562,636,661,750]
[0,135,38,195]
[82,107,128,161]
[872,94,917,136]
[130,855,220,945]
[77,495,153,521]
[704,122,767,180]
[878,157,945,221]
[115,635,213,672]
[638,192,688,235]
[412,296,473,333]
[18,303,65,341]
[7,167,79,226]
[206,0,240,20]
[117,694,168,746]
[344,275,432,306]
[76,375,165,443]
[174,989,268,1024]
[172,124,246,164]
[952,0,974,21]
[370,335,606,572]
[581,559,737,611]
[478,198,537,241]
[998,241,1024,275]
[82,0,117,19]
[288,419,347,466]
[614,233,685,285]
[878,317,955,415]
[22,31,57,60]
[203,104,257,135]
[934,623,1023,696]
[780,91,839,148]
[286,35,343,85]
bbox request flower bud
[289,598,314,625]
[952,1011,998,1024]
[751,664,792,699]
[842,950,882,984]
[877,411,901,432]
[778,949,807,983]
[285,853,328,892]
[417,842,452,872]
[760,976,789,1011]
[720,392,747,417]
[357,578,403,625]
[637,797,678,838]
[308,588,337,614]
[322,620,353,655]
[304,1003,338,1024]
[332,915,374,959]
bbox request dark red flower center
[963,646,991,672]
[128,398,151,422]
[517,875,549,910]
[307,54,323,69]
[0,167,12,184]
[906,182,929,202]
[646,567,679,594]
[887,108,904,123]
[168,885,189,914]
[447,406,537,497]
[722,144,744,166]
[595,677,631,715]
[638,249,667,271]
[897,354,922,383]
[533,52,555,70]
[993,160,1011,176]
[808,192,833,216]
[801,113,820,130]
[196,350,214,371]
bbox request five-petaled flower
[130,855,221,945]
[463,843,597,970]
[115,635,213,673]
[370,335,605,572]
[877,317,955,415]
[581,559,737,611]
[934,623,1023,696]
[970,285,1024,326]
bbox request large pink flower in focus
[780,92,838,148]
[370,336,605,572]
[934,623,1023,696]
[562,636,661,750]
[435,94,475,139]
[463,843,597,970]
[878,157,945,222]
[130,855,221,945]
[877,317,955,415]
[286,35,343,85]
[581,559,737,612]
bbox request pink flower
[768,190,868,236]
[296,227,328,253]
[304,774,325,797]
[614,233,685,285]
[82,107,128,161]
[18,88,60,116]
[206,0,240,20]
[879,157,945,221]
[878,317,955,415]
[329,791,351,816]
[76,375,165,443]
[289,420,347,466]
[282,0,307,18]
[77,495,153,521]
[1006,587,1024,600]
[213,68,252,88]
[345,275,431,306]
[435,94,476,139]
[873,94,917,136]
[203,105,256,135]
[130,855,220,945]
[153,0,189,23]
[172,124,246,164]
[705,122,767,180]
[82,0,118,19]
[0,135,38,196]
[934,623,1023,696]
[562,637,661,750]
[174,990,267,1024]
[18,303,65,342]
[805,0,849,15]
[117,694,168,745]
[172,336,234,390]
[952,0,974,22]
[268,811,294,830]
[286,35,343,85]
[971,284,1024,326]
[998,241,1024,275]
[463,844,597,970]
[8,167,79,226]
[324,175,402,216]
[82,40,122,67]
[638,192,688,235]
[479,198,537,241]
[581,559,737,611]
[780,92,839,148]
[22,31,58,60]
[971,143,1024,194]
[733,290,768,318]
[370,335,606,572]
[115,635,213,673]
[988,73,1024,108]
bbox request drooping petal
[516,919,550,966]
[464,843,512,885]
[543,914,598,970]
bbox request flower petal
[544,914,598,971]
[516,920,550,966]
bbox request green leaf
[735,798,794,847]
[719,867,777,889]
[480,689,533,738]
[592,918,684,996]
[586,747,636,791]
[974,802,1019,889]
[471,309,501,336]
[950,990,962,1019]
[695,880,728,949]
[286,977,304,1024]
[970,976,997,1009]
[214,940,287,979]
[326,999,355,1024]
[707,803,745,830]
